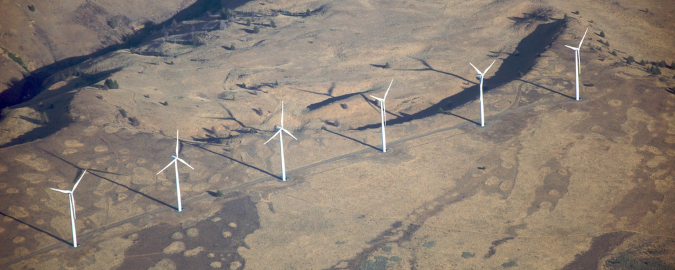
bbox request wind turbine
[565,28,588,101]
[157,130,194,212]
[264,102,297,181]
[50,169,87,248]
[469,60,496,127]
[370,79,393,152]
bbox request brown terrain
[1,0,675,269]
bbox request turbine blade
[383,79,393,99]
[579,28,588,47]
[72,169,87,191]
[281,102,284,128]
[469,62,481,74]
[50,188,71,193]
[484,60,496,74]
[176,158,195,170]
[175,130,180,156]
[264,131,281,145]
[565,45,579,50]
[282,128,297,140]
[157,160,176,175]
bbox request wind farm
[0,0,674,269]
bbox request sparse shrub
[240,83,246,88]
[305,9,311,17]
[639,60,646,66]
[28,5,35,12]
[160,101,169,106]
[599,31,605,38]
[649,65,662,75]
[384,62,390,69]
[611,51,617,56]
[253,26,260,33]
[246,18,251,26]
[192,35,203,46]
[572,11,579,15]
[671,61,675,69]
[274,80,279,86]
[605,41,610,46]
[230,43,235,50]
[563,13,569,21]
[104,79,119,89]
[128,117,140,126]
[270,20,276,28]
[215,190,224,197]
[626,56,637,64]
[321,126,327,130]
[659,60,667,67]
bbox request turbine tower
[50,169,87,247]
[565,28,588,101]
[370,79,393,152]
[264,102,297,181]
[157,130,194,212]
[469,60,496,127]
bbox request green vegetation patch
[422,241,436,248]
[461,252,475,258]
[1,46,30,72]
[502,259,517,268]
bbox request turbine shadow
[89,171,176,210]
[398,57,477,85]
[443,111,480,126]
[38,148,174,209]
[323,129,379,151]
[0,211,70,245]
[517,78,573,99]
[306,89,375,111]
[191,144,276,178]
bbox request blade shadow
[323,129,379,151]
[192,144,276,178]
[361,94,402,118]
[38,148,122,177]
[0,211,71,245]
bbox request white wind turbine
[565,28,588,101]
[370,79,393,152]
[50,169,87,248]
[469,60,496,127]
[157,130,194,212]
[264,102,297,181]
